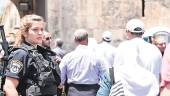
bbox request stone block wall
[46,0,170,51]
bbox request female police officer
[3,14,60,96]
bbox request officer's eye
[31,28,39,32]
[41,28,44,32]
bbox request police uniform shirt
[5,42,34,79]
[4,42,34,95]
[5,42,59,95]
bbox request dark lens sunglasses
[46,37,51,40]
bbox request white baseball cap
[126,19,145,33]
[102,31,113,42]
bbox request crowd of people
[0,13,170,96]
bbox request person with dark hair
[52,38,66,59]
[59,29,106,96]
[42,31,52,49]
[3,14,60,96]
[42,31,63,96]
[56,38,63,48]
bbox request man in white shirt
[113,19,162,96]
[59,29,106,96]
[97,31,117,69]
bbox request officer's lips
[37,37,43,40]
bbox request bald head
[74,29,88,43]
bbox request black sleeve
[5,49,28,79]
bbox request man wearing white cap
[95,31,117,96]
[97,31,117,69]
[112,19,162,96]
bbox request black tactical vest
[18,47,61,96]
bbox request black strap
[20,47,29,77]
[109,67,115,85]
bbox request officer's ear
[22,32,28,38]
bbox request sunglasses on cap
[46,37,51,40]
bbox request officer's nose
[38,29,44,35]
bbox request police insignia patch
[9,60,23,74]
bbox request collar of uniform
[37,45,56,56]
[21,41,36,51]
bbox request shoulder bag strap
[109,67,115,85]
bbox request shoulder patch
[9,60,23,74]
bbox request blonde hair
[14,14,44,48]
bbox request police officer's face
[26,21,44,46]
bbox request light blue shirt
[59,45,106,84]
[96,71,112,96]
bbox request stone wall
[46,0,170,50]
[144,0,170,29]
